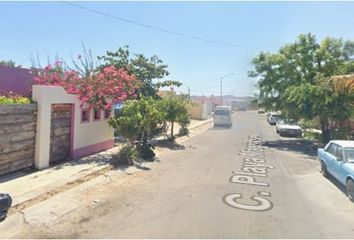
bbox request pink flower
[45,65,52,71]
[55,61,62,67]
[35,63,139,110]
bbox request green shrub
[136,141,156,160]
[299,118,320,130]
[178,122,190,136]
[108,97,164,146]
[331,127,351,140]
[303,131,322,141]
[0,95,30,104]
[111,145,138,166]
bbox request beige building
[188,101,212,120]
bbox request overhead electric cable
[62,1,260,50]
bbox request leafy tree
[98,46,170,98]
[160,93,190,140]
[0,60,20,67]
[156,80,182,89]
[249,33,354,143]
[108,96,164,159]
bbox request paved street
[13,111,354,238]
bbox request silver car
[276,120,302,137]
[267,112,282,125]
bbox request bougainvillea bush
[34,61,139,110]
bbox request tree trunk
[320,118,331,144]
[170,121,174,139]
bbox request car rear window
[283,120,298,125]
[215,109,230,116]
[345,148,354,162]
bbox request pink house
[0,65,37,96]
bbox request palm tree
[329,75,354,95]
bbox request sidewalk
[154,117,213,141]
[0,117,213,237]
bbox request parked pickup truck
[318,140,354,202]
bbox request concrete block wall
[0,104,37,175]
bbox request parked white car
[267,112,282,125]
[213,106,232,127]
[276,120,303,137]
[258,109,265,114]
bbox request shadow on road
[52,152,113,170]
[262,139,319,159]
[134,164,151,171]
[154,140,186,151]
[325,174,347,196]
[0,168,36,184]
[0,152,115,184]
[209,126,233,131]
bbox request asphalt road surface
[15,111,354,238]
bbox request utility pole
[220,77,223,105]
[188,86,191,101]
[220,72,235,106]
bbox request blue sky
[1,1,354,96]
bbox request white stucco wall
[32,85,114,169]
[73,106,113,149]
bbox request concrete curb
[9,165,113,215]
[0,164,113,238]
[189,118,213,130]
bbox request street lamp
[220,72,235,105]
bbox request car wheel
[276,129,279,134]
[346,179,354,202]
[0,211,7,223]
[321,161,329,178]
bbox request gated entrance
[50,104,72,164]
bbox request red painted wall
[0,65,37,97]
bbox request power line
[187,77,242,90]
[188,88,253,94]
[62,1,260,50]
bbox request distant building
[158,89,176,98]
[188,101,212,120]
[191,95,256,112]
